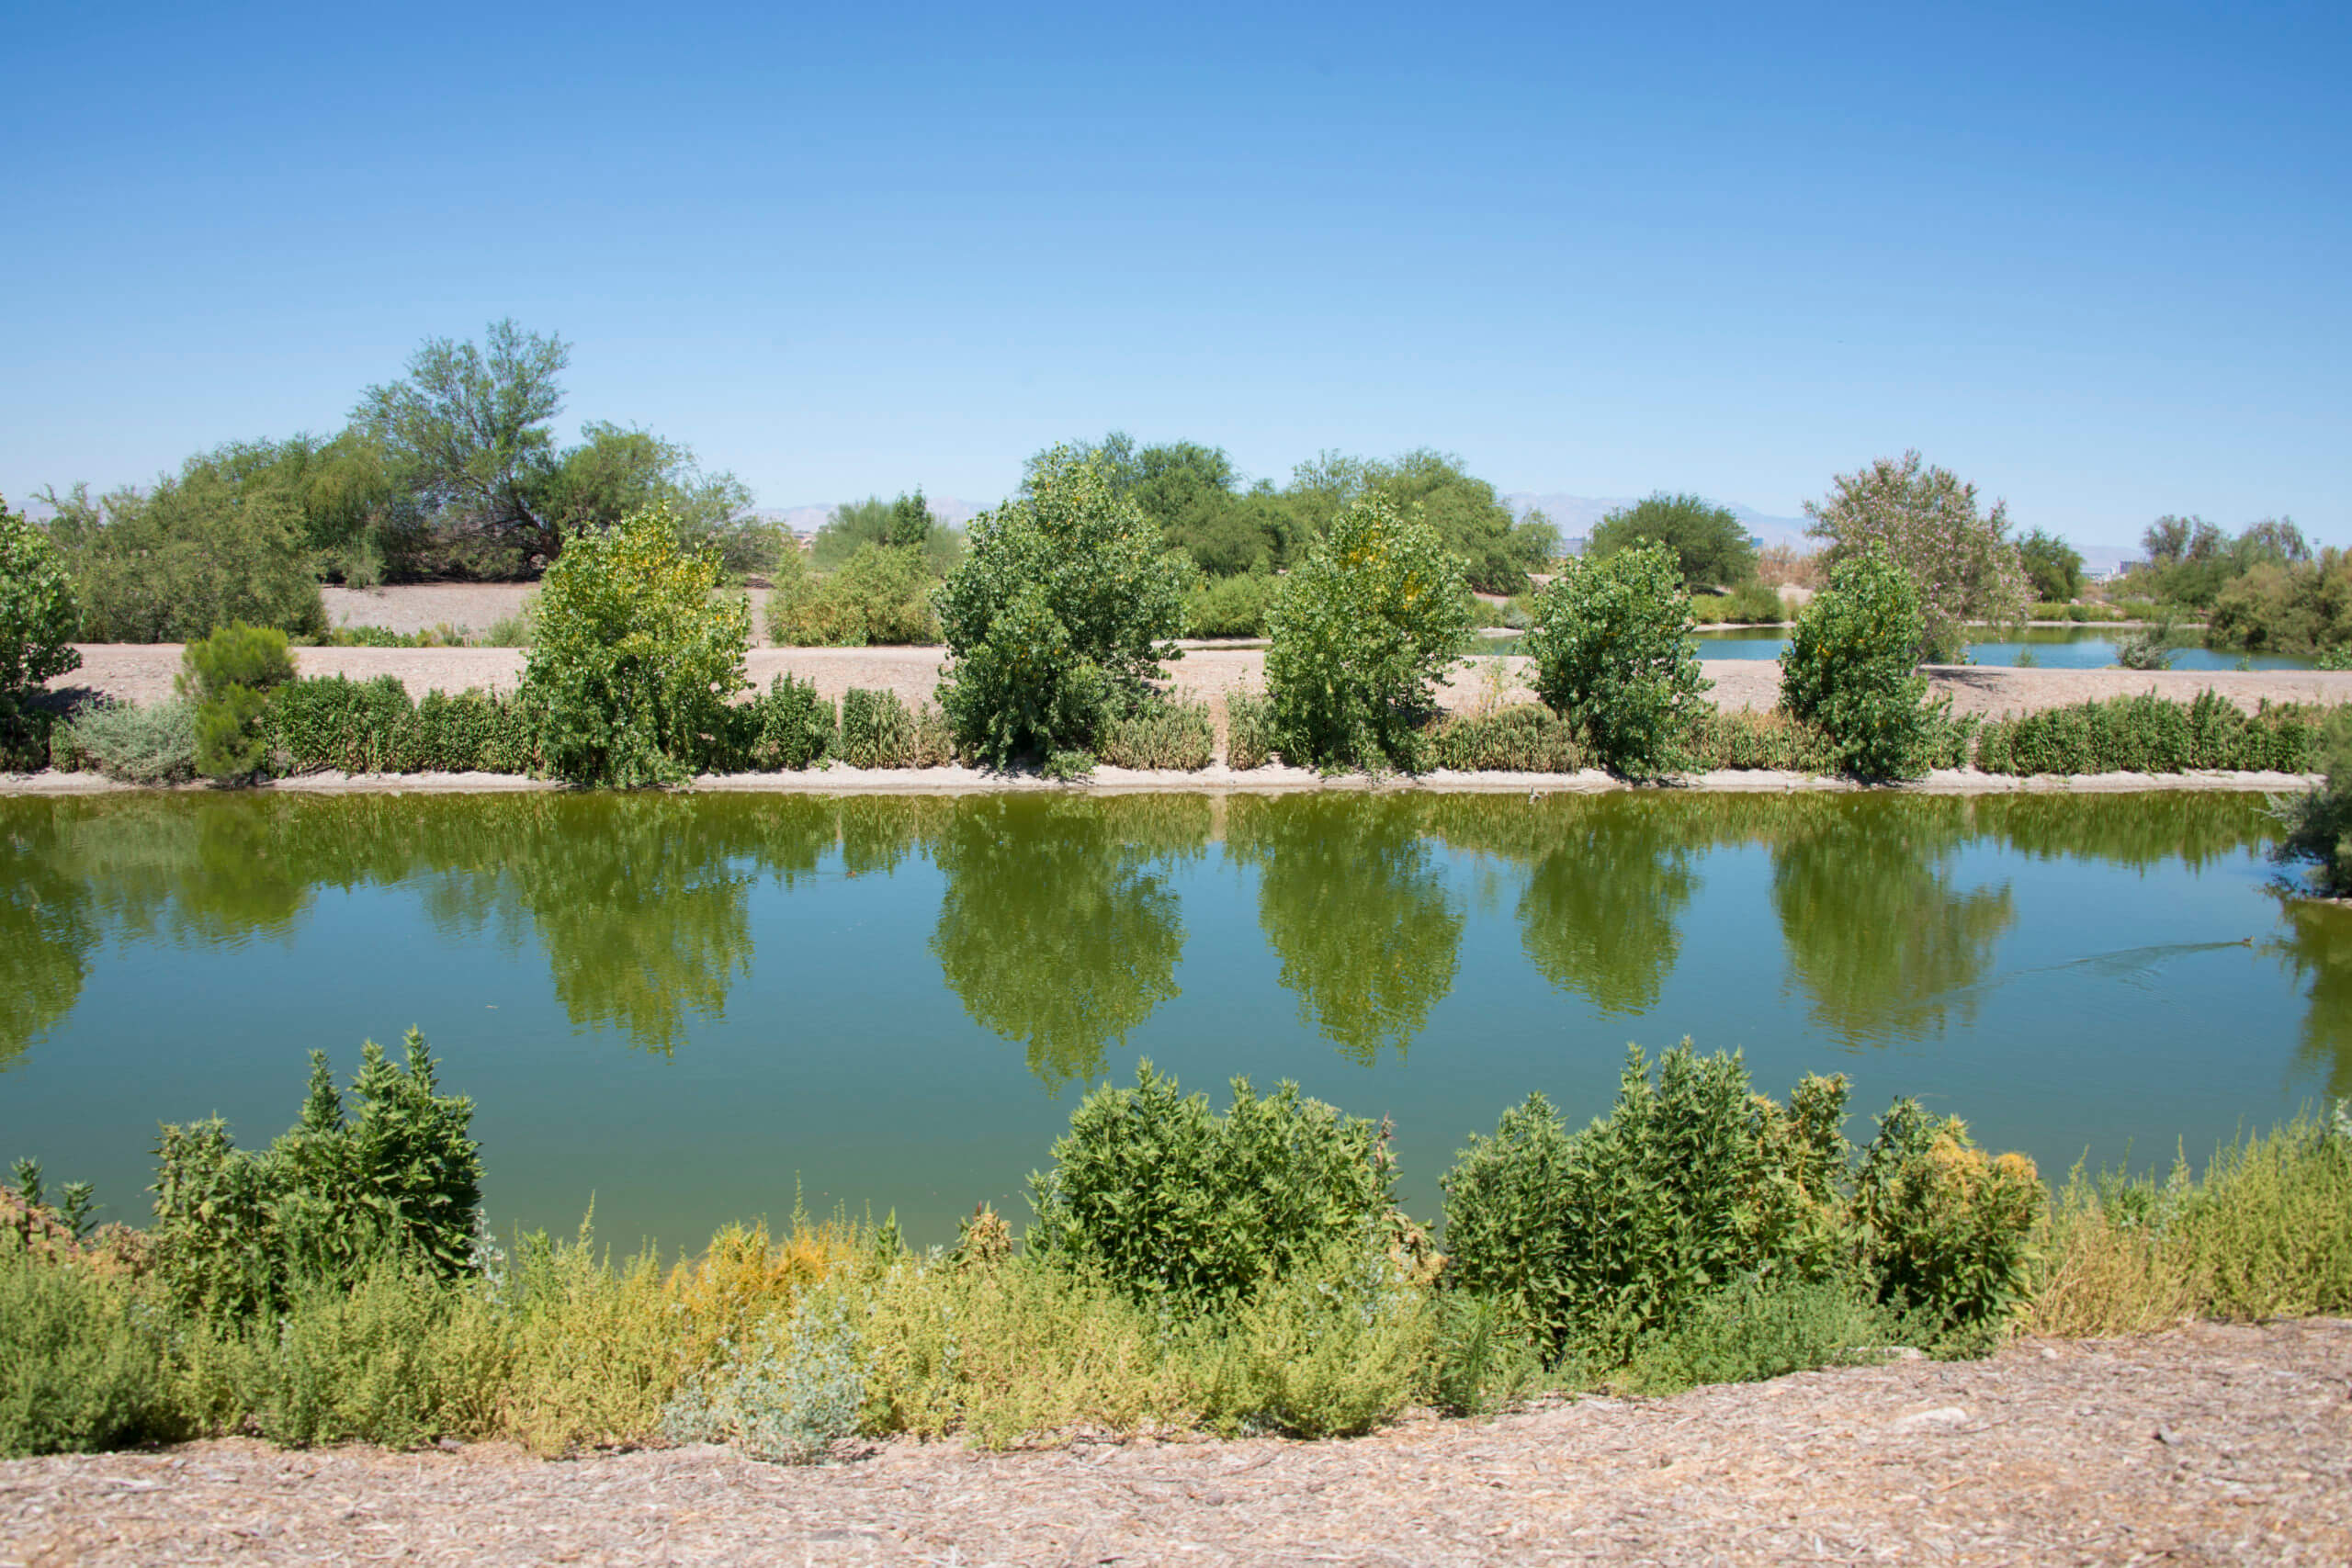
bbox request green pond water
[5,791,2347,1254]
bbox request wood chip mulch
[6,1319,2348,1566]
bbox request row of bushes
[9,1036,2347,1461]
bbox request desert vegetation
[5,1035,2343,1462]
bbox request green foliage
[1779,546,1945,780]
[1616,1273,1895,1395]
[1421,705,1584,772]
[1975,691,2320,777]
[1288,450,1555,594]
[2271,707,2352,895]
[766,542,939,646]
[264,678,540,775]
[1189,1244,1432,1438]
[176,624,297,781]
[1026,1063,1398,1315]
[936,447,1193,769]
[59,699,199,784]
[1854,1100,2043,1334]
[812,491,963,577]
[1804,450,2028,660]
[2133,514,2310,611]
[1264,496,1471,771]
[724,676,836,772]
[1589,492,1757,589]
[520,504,751,785]
[1523,542,1711,775]
[1442,1044,1857,1361]
[0,1234,169,1457]
[837,688,956,769]
[2206,550,2352,656]
[42,469,328,643]
[0,500,82,744]
[150,1032,482,1319]
[1184,569,1278,637]
[1226,692,1277,769]
[2018,527,2085,602]
[1096,697,1216,770]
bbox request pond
[1474,626,2313,671]
[4,791,2346,1254]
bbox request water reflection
[0,814,92,1067]
[1770,797,2017,1045]
[930,795,1206,1087]
[1227,797,1464,1063]
[2272,899,2352,1097]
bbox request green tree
[1522,541,1711,776]
[0,496,82,728]
[181,431,422,586]
[1779,545,1944,780]
[177,623,298,781]
[934,446,1193,770]
[1287,449,1555,594]
[520,503,752,785]
[2017,526,2084,603]
[1804,451,2027,660]
[813,490,962,576]
[1588,492,1756,589]
[41,470,327,644]
[1264,495,1470,771]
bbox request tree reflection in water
[0,811,93,1068]
[1227,796,1463,1064]
[2271,897,2352,1098]
[1770,796,2016,1046]
[930,795,1206,1089]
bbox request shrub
[1616,1273,1895,1395]
[1854,1100,2043,1335]
[264,677,538,775]
[1026,1063,1398,1315]
[1522,541,1711,776]
[661,1292,871,1463]
[0,1235,168,1457]
[2273,707,2352,894]
[936,446,1193,769]
[177,623,297,781]
[1420,705,1583,773]
[1803,450,2028,661]
[837,688,956,769]
[1189,1243,1432,1438]
[151,1033,482,1318]
[1442,1044,1857,1361]
[0,498,81,750]
[1096,697,1216,770]
[1184,570,1278,637]
[1225,691,1277,769]
[724,675,836,772]
[1588,492,1757,591]
[2113,614,2179,671]
[1263,496,1470,771]
[766,544,939,647]
[1976,691,2321,777]
[44,470,327,643]
[1779,546,1946,780]
[521,503,752,785]
[1686,708,1841,773]
[1721,579,1785,624]
[59,699,198,784]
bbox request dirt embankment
[5,1319,2346,1566]
[47,641,2352,719]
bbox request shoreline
[3,763,2320,797]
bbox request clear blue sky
[5,2,2344,547]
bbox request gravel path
[6,1320,2346,1566]
[46,642,2352,719]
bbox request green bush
[59,699,198,784]
[0,498,81,754]
[1780,546,1946,780]
[936,447,1193,770]
[1226,692,1277,769]
[1027,1063,1399,1315]
[1588,492,1757,591]
[1264,496,1470,771]
[724,675,836,772]
[1617,1273,1895,1395]
[1685,709,1842,773]
[1189,1244,1432,1438]
[1420,705,1584,772]
[2273,708,2352,894]
[45,470,327,643]
[177,623,297,781]
[1722,579,1785,624]
[151,1032,482,1319]
[1854,1100,2043,1335]
[264,677,539,775]
[1183,570,1278,637]
[1523,541,1711,776]
[521,503,752,785]
[1442,1044,1856,1361]
[837,688,956,769]
[0,1234,170,1457]
[766,544,939,647]
[1096,697,1216,770]
[1975,692,2321,777]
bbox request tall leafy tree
[2017,527,2084,602]
[1803,451,2028,661]
[1588,492,1756,590]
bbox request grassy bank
[6,1040,2346,1463]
